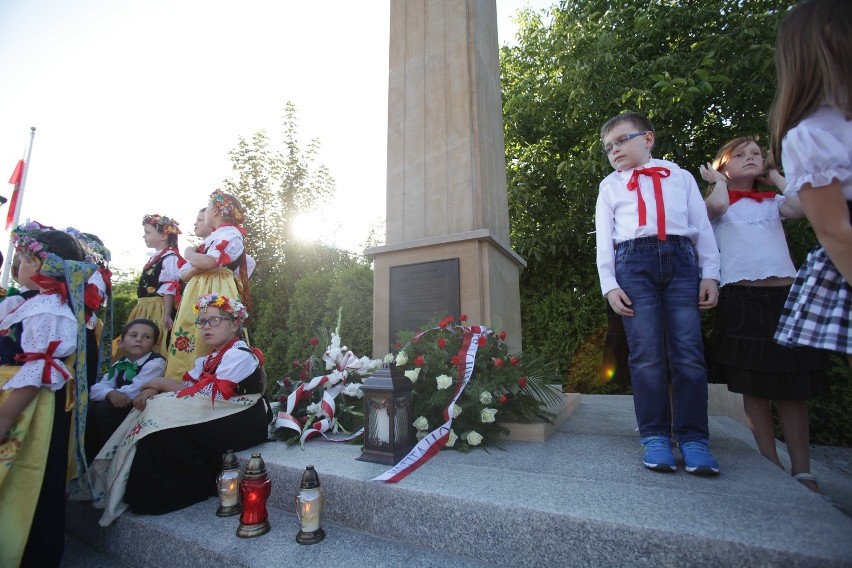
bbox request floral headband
[11,225,49,261]
[209,190,245,223]
[65,227,111,267]
[142,214,181,236]
[194,293,248,324]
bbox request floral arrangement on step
[386,315,562,451]
[271,314,563,452]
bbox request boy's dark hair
[122,318,160,343]
[601,112,655,140]
[39,230,86,262]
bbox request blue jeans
[615,235,709,443]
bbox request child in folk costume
[165,191,251,379]
[85,319,165,464]
[701,137,828,492]
[118,215,183,359]
[595,112,721,475]
[91,294,269,525]
[194,206,256,278]
[0,227,96,567]
[769,0,852,364]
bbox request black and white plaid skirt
[775,246,852,354]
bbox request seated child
[91,293,269,526]
[85,319,165,464]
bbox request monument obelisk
[366,0,526,356]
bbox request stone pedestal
[367,0,525,356]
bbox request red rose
[494,358,504,368]
[499,394,508,404]
[300,370,309,380]
[518,377,527,389]
[283,378,293,389]
[437,338,447,349]
[415,355,425,367]
[174,335,190,351]
[292,359,300,368]
[477,336,487,347]
[499,331,507,341]
[309,336,320,346]
[444,315,453,324]
[278,395,288,404]
[460,313,468,322]
[438,320,448,329]
[451,355,461,365]
[394,341,402,349]
[510,357,520,366]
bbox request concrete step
[65,395,852,567]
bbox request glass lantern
[357,363,415,465]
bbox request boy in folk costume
[595,112,721,475]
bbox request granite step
[65,395,852,567]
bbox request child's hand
[133,388,157,411]
[757,169,786,190]
[698,279,719,310]
[606,288,634,317]
[699,163,726,185]
[106,391,131,408]
[162,314,173,331]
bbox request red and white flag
[6,159,25,230]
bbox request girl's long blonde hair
[768,0,852,167]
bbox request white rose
[383,353,395,364]
[395,351,408,366]
[404,368,421,383]
[413,416,429,431]
[435,374,453,390]
[466,431,483,446]
[452,404,462,418]
[480,408,498,423]
[342,383,364,399]
[306,402,322,417]
[446,429,457,447]
[479,391,493,405]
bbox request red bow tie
[626,167,671,240]
[728,190,777,205]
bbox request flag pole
[1,127,37,288]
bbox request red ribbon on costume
[29,274,69,304]
[626,167,671,241]
[214,240,232,267]
[15,340,70,385]
[728,190,778,205]
[176,371,236,406]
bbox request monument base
[499,390,580,442]
[366,229,525,357]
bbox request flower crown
[209,190,245,223]
[142,214,181,236]
[11,225,48,261]
[193,293,248,324]
[65,227,111,267]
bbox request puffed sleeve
[216,344,258,384]
[182,356,206,386]
[0,295,26,321]
[156,254,181,296]
[2,312,77,391]
[206,227,244,268]
[782,124,851,196]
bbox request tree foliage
[500,0,807,374]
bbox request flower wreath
[142,214,181,236]
[209,190,245,223]
[194,293,248,324]
[65,227,111,267]
[11,225,49,261]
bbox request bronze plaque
[389,259,460,347]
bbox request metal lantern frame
[357,363,415,465]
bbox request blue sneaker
[679,441,720,475]
[641,436,677,472]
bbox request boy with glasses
[595,112,721,475]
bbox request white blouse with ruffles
[179,225,245,279]
[782,105,852,200]
[0,294,77,391]
[711,195,797,287]
[182,340,258,400]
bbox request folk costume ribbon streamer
[15,340,70,385]
[108,360,140,383]
[176,372,237,406]
[626,167,671,241]
[372,325,490,483]
[728,190,778,205]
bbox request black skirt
[707,285,829,401]
[123,398,270,515]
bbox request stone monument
[366,0,526,357]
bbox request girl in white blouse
[701,137,827,493]
[769,0,852,361]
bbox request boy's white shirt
[595,158,721,296]
[90,352,166,401]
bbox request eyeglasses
[194,316,232,328]
[601,131,649,155]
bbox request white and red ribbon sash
[372,325,489,483]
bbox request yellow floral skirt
[164,269,247,380]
